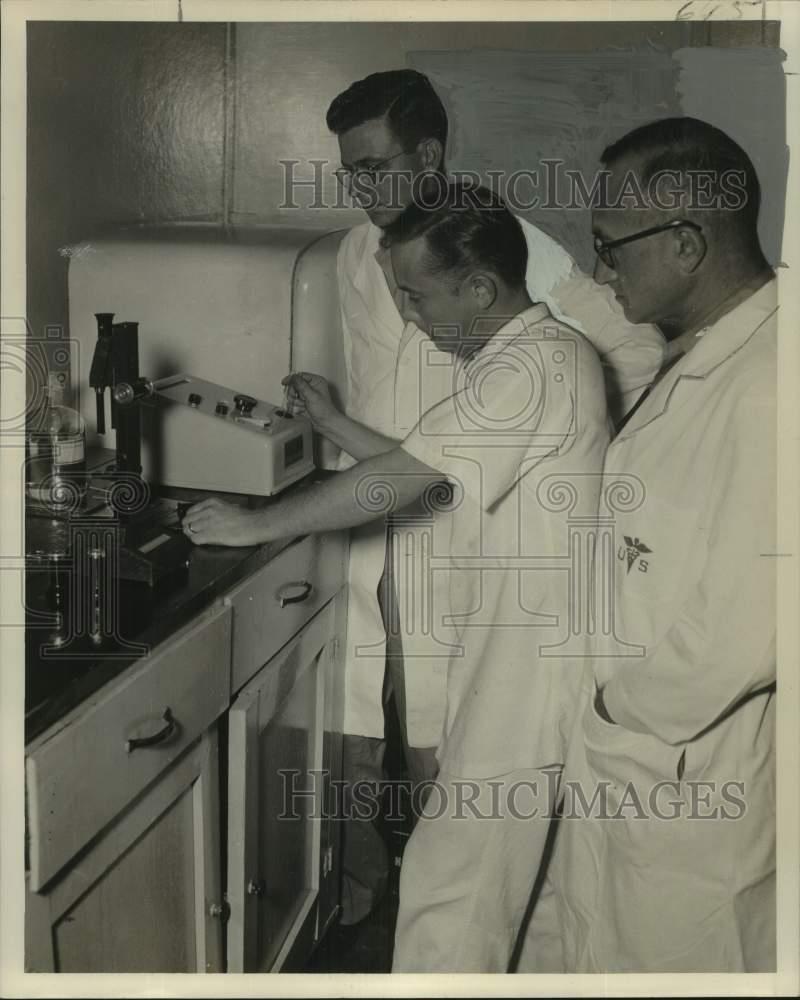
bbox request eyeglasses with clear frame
[334,149,411,189]
[593,218,703,269]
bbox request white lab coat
[400,303,610,776]
[551,279,777,972]
[336,219,665,744]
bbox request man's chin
[429,336,461,355]
[366,206,405,229]
[616,296,642,324]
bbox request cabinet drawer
[26,604,232,891]
[227,532,347,694]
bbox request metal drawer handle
[277,580,313,608]
[125,707,176,753]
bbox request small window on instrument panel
[284,436,304,468]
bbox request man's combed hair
[380,184,528,289]
[326,69,448,152]
[602,116,762,232]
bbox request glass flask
[27,372,87,512]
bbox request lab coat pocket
[581,699,688,863]
[679,732,714,782]
[583,695,682,785]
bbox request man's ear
[674,224,707,274]
[467,273,497,310]
[416,137,444,172]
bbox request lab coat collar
[368,224,423,358]
[614,278,778,442]
[462,302,552,370]
[669,276,777,378]
[343,220,392,310]
[372,229,395,292]
[357,221,383,286]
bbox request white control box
[139,374,314,496]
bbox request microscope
[28,311,316,597]
[27,315,193,590]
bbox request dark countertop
[25,468,331,745]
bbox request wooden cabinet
[24,532,348,974]
[25,605,232,972]
[226,593,346,972]
[26,604,233,892]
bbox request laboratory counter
[24,466,349,973]
[24,469,336,744]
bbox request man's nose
[398,296,421,327]
[402,308,424,330]
[593,255,616,285]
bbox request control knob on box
[234,394,257,415]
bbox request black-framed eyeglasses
[593,219,703,269]
[334,150,411,189]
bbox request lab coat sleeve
[519,216,576,303]
[400,350,574,512]
[602,389,777,745]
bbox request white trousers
[392,768,561,972]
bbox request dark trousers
[340,534,439,925]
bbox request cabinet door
[227,601,340,972]
[26,725,225,973]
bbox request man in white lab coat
[548,117,777,972]
[184,185,610,970]
[322,69,665,925]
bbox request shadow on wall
[410,45,787,271]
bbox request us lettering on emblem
[621,536,653,574]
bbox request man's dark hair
[601,116,762,234]
[380,184,528,288]
[326,69,448,153]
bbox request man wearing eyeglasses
[185,184,611,973]
[318,68,666,931]
[544,117,777,972]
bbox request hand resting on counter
[182,497,267,548]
